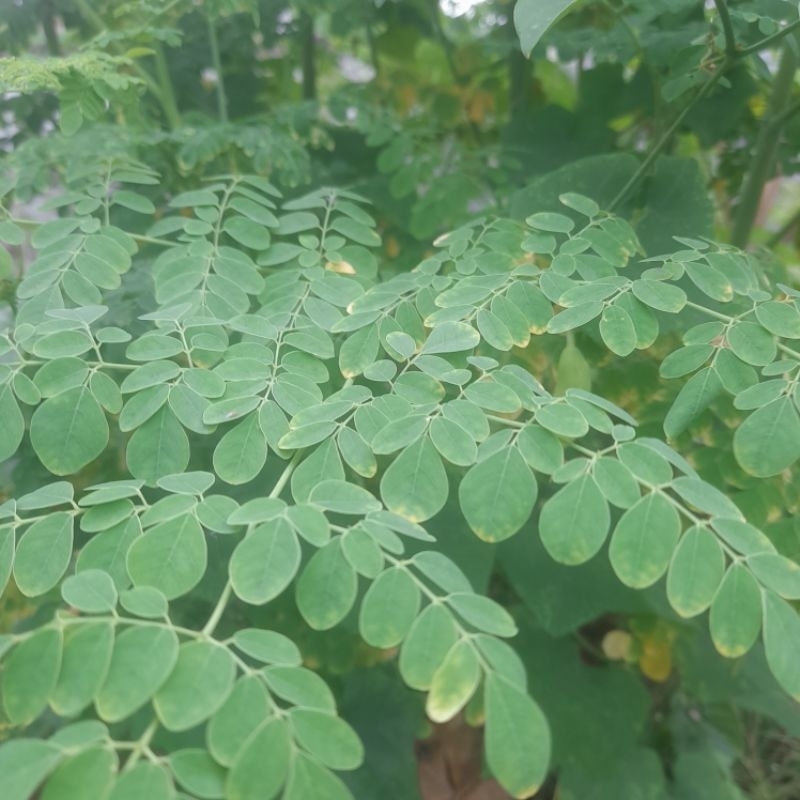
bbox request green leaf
[733,397,800,477]
[684,261,733,302]
[631,279,686,313]
[280,420,338,450]
[667,526,725,618]
[484,674,550,799]
[119,385,169,432]
[208,675,271,767]
[76,517,141,589]
[380,437,448,523]
[459,447,537,542]
[599,304,637,357]
[660,344,713,379]
[617,442,673,485]
[127,515,207,600]
[342,527,384,577]
[371,414,428,454]
[41,747,117,800]
[154,641,235,731]
[286,504,330,546]
[61,569,117,613]
[0,384,24,461]
[80,498,134,533]
[13,511,73,597]
[48,720,108,749]
[231,629,302,665]
[17,481,75,510]
[447,593,517,637]
[126,406,190,485]
[547,302,604,334]
[339,325,380,378]
[399,603,458,691]
[536,402,588,438]
[30,387,108,475]
[230,520,301,604]
[2,628,62,725]
[754,300,800,339]
[359,567,420,648]
[465,378,523,413]
[609,493,680,588]
[336,426,377,478]
[420,321,479,354]
[119,586,169,619]
[516,425,563,474]
[663,367,723,438]
[726,322,776,366]
[711,518,775,556]
[214,414,268,485]
[284,753,352,800]
[157,470,215,495]
[330,215,380,246]
[514,0,579,56]
[95,625,179,722]
[290,709,364,770]
[0,740,62,800]
[426,640,481,723]
[169,749,226,799]
[709,564,761,658]
[296,540,358,630]
[429,417,477,467]
[309,479,381,515]
[263,666,335,712]
[539,475,610,564]
[226,718,291,800]
[762,592,800,701]
[50,622,114,717]
[747,553,800,599]
[109,763,173,800]
[224,216,272,250]
[592,457,640,508]
[477,309,515,351]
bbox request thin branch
[207,13,229,123]
[731,42,798,248]
[766,204,800,248]
[153,43,181,129]
[767,97,800,130]
[738,17,800,57]
[609,66,727,211]
[712,0,737,57]
[124,718,159,771]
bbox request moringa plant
[1,0,800,798]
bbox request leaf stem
[124,718,158,771]
[201,580,233,637]
[207,12,229,123]
[200,451,304,637]
[269,449,304,499]
[712,0,737,58]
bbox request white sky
[441,0,486,17]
